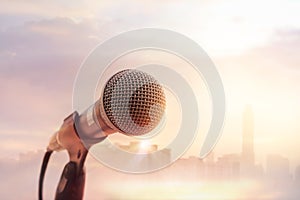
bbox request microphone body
[47,102,113,153]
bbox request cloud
[0,0,175,26]
[0,0,90,18]
[216,28,300,77]
[0,18,103,116]
[0,13,164,134]
[0,17,110,156]
[252,29,300,69]
[0,13,159,157]
[2,0,299,57]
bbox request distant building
[94,141,171,172]
[169,157,204,181]
[216,154,240,180]
[266,154,291,181]
[240,105,260,178]
[204,151,215,164]
[118,141,171,170]
[295,165,300,182]
[242,105,255,166]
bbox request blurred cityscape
[104,105,300,183]
[85,105,300,199]
[1,105,300,199]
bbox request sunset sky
[1,0,300,182]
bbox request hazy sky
[1,0,300,170]
[1,1,300,200]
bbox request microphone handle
[55,150,88,200]
[52,112,89,200]
[50,111,108,200]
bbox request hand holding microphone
[39,69,166,200]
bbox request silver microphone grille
[102,69,166,135]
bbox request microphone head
[101,69,166,136]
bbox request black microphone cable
[39,150,53,200]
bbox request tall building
[242,105,255,166]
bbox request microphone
[39,69,166,200]
[48,69,166,151]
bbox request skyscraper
[242,105,255,166]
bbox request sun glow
[139,140,151,151]
[103,181,263,200]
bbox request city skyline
[108,105,299,179]
[1,108,299,199]
[0,105,299,199]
